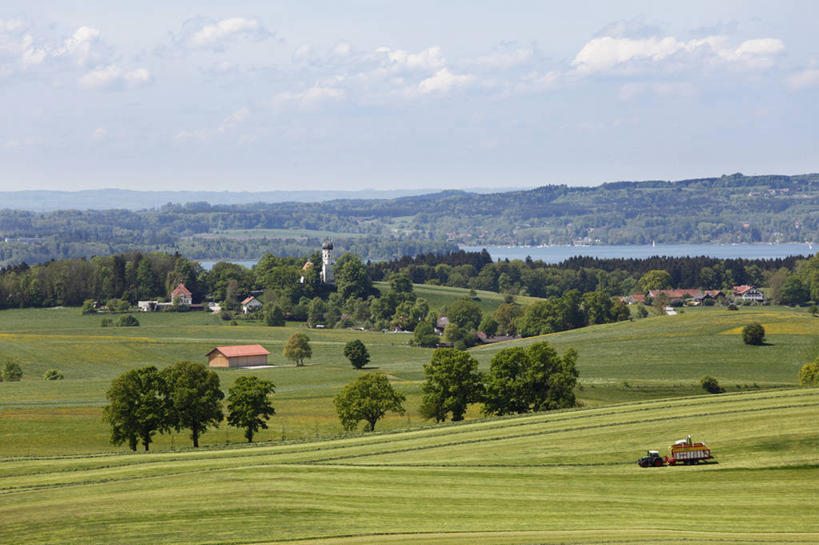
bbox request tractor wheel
[654,458,663,467]
[639,461,648,467]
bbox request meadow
[1,388,817,544]
[0,285,816,456]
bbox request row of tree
[104,362,275,450]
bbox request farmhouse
[733,285,764,302]
[171,283,192,305]
[241,296,263,314]
[207,344,271,368]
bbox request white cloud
[383,46,446,70]
[572,35,785,74]
[418,68,475,94]
[788,68,819,90]
[53,26,100,65]
[272,84,344,109]
[175,107,250,141]
[91,127,107,140]
[78,65,151,89]
[474,46,534,68]
[191,17,264,47]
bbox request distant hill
[0,187,516,212]
[0,173,816,265]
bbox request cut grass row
[1,389,817,544]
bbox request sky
[1,1,817,192]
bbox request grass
[0,297,816,455]
[1,388,817,544]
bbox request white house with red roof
[241,296,263,314]
[171,283,192,305]
[206,344,271,368]
[733,285,764,302]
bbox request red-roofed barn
[207,344,271,368]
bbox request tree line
[105,339,577,448]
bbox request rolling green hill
[0,299,816,456]
[1,389,817,544]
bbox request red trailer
[665,435,713,465]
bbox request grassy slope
[0,294,816,455]
[1,388,817,544]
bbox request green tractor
[637,450,664,468]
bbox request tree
[334,253,374,300]
[81,299,96,314]
[446,297,482,330]
[117,314,140,327]
[483,341,578,416]
[779,275,810,306]
[43,369,64,380]
[161,361,224,448]
[799,358,819,387]
[700,375,724,394]
[227,376,276,443]
[413,321,439,347]
[103,366,169,451]
[421,348,483,422]
[637,269,673,292]
[283,332,312,366]
[742,322,766,345]
[334,373,405,432]
[344,339,370,369]
[479,316,499,337]
[1,360,23,382]
[264,305,286,326]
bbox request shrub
[799,359,819,387]
[100,318,113,327]
[43,369,64,380]
[727,303,738,311]
[221,311,233,321]
[117,315,140,327]
[742,322,765,345]
[2,360,23,382]
[701,375,724,394]
[344,339,370,369]
[809,305,818,316]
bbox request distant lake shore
[197,243,814,270]
[460,243,815,263]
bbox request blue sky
[1,1,817,191]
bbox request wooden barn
[206,344,271,368]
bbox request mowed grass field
[0,285,816,456]
[1,388,817,545]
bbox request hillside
[0,301,815,456]
[0,173,816,264]
[1,389,817,544]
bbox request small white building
[241,296,263,314]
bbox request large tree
[283,332,312,366]
[421,348,483,422]
[103,366,169,451]
[334,373,405,432]
[446,297,483,330]
[334,253,374,300]
[344,339,370,369]
[637,269,673,292]
[227,376,276,443]
[161,361,224,448]
[483,341,578,416]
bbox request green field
[1,388,817,544]
[0,289,817,456]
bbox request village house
[206,344,271,368]
[171,283,193,305]
[241,296,263,314]
[733,285,765,303]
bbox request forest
[0,173,816,266]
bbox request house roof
[207,344,270,358]
[733,285,755,294]
[301,261,313,271]
[241,296,257,305]
[172,283,192,297]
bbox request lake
[197,243,815,270]
[460,243,815,263]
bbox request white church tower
[321,240,335,284]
